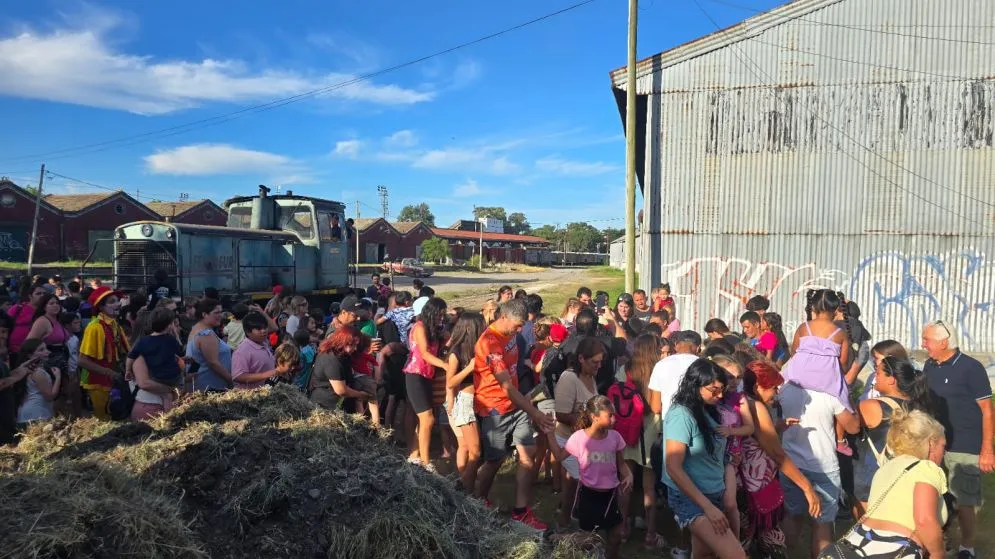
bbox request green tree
[420,237,451,262]
[506,212,530,235]
[23,185,39,197]
[397,203,436,226]
[472,206,506,222]
[564,222,602,252]
[531,224,563,244]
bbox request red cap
[549,323,568,343]
[273,285,283,295]
[88,286,123,308]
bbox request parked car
[382,258,435,278]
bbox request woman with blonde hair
[823,409,947,558]
[481,300,499,325]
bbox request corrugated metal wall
[637,0,995,352]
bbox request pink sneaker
[511,507,548,531]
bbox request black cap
[616,292,634,305]
[339,295,363,313]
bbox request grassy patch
[0,260,111,271]
[533,267,627,315]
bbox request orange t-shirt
[473,326,519,416]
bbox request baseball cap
[616,292,634,305]
[549,323,568,343]
[339,295,363,313]
[412,296,430,316]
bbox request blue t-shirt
[129,334,185,386]
[661,404,727,495]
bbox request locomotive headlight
[141,224,154,237]
[165,228,175,239]
[117,229,126,239]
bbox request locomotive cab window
[281,206,315,240]
[320,212,343,242]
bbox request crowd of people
[1,272,992,559]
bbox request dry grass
[1,386,588,559]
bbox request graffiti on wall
[0,231,26,261]
[851,249,994,352]
[662,258,849,337]
[663,249,993,352]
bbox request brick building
[0,180,62,262]
[146,200,227,226]
[431,228,550,264]
[0,179,226,262]
[46,191,160,261]
[353,219,437,263]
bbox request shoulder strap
[877,397,901,413]
[843,460,920,540]
[803,321,813,336]
[829,327,843,338]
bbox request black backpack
[540,344,567,396]
[107,375,140,421]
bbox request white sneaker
[670,548,690,559]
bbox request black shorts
[385,366,406,399]
[573,485,623,532]
[405,373,434,414]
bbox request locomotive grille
[114,240,177,293]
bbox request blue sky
[0,0,783,229]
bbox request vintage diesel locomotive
[91,186,352,302]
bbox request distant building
[478,216,504,234]
[45,191,160,261]
[146,200,227,226]
[352,219,436,263]
[609,234,642,273]
[0,178,225,262]
[432,228,549,264]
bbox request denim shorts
[666,487,725,529]
[780,468,841,524]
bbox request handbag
[817,460,924,559]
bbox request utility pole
[624,0,639,293]
[478,220,484,271]
[26,164,45,276]
[355,200,361,287]
[377,185,388,219]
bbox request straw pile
[0,385,586,558]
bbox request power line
[687,0,991,224]
[0,0,598,166]
[704,0,995,44]
[44,171,182,201]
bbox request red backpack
[607,374,645,446]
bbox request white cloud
[385,130,418,148]
[535,157,620,176]
[453,179,484,198]
[412,149,520,175]
[333,140,363,159]
[451,60,482,88]
[144,144,293,175]
[0,16,433,115]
